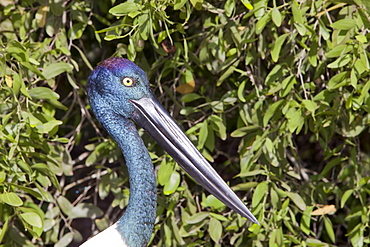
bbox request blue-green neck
[95,110,157,247]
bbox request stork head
[87,57,151,119]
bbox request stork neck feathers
[88,92,157,247]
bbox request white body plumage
[80,223,127,247]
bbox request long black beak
[130,95,259,224]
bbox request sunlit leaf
[163,171,180,195]
[42,63,74,79]
[158,159,174,186]
[109,2,141,16]
[20,212,42,228]
[185,212,209,224]
[208,217,222,243]
[271,7,282,27]
[331,19,356,30]
[252,181,268,208]
[0,192,23,206]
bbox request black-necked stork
[81,57,258,247]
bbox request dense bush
[0,0,369,246]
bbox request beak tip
[247,215,259,225]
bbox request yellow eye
[122,77,134,87]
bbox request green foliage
[0,1,98,246]
[1,0,370,246]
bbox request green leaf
[265,64,283,85]
[208,217,222,243]
[252,181,268,208]
[355,34,367,43]
[286,191,306,211]
[323,216,335,243]
[217,65,236,86]
[158,159,174,186]
[327,54,352,68]
[231,125,260,138]
[308,37,318,67]
[271,7,282,27]
[0,171,5,183]
[28,87,67,110]
[359,79,370,102]
[294,23,307,36]
[181,93,202,102]
[201,195,225,210]
[209,115,227,140]
[163,222,173,246]
[341,189,353,208]
[42,120,63,133]
[68,23,86,40]
[354,54,368,74]
[331,19,356,30]
[32,163,61,190]
[185,212,209,224]
[174,0,187,10]
[328,71,350,90]
[232,182,258,191]
[198,120,208,149]
[238,169,264,178]
[326,45,351,58]
[109,2,141,16]
[280,75,296,97]
[301,100,318,113]
[256,12,271,34]
[0,192,23,206]
[0,219,9,243]
[42,62,74,80]
[35,182,54,202]
[319,157,346,178]
[224,0,235,17]
[350,69,358,89]
[57,196,73,216]
[190,0,203,10]
[270,186,279,208]
[9,183,42,200]
[237,80,247,102]
[98,174,111,200]
[291,1,303,24]
[138,13,150,40]
[263,100,285,126]
[50,0,64,16]
[306,238,328,246]
[21,61,45,78]
[20,212,42,228]
[319,20,330,40]
[241,0,253,10]
[163,171,180,195]
[271,33,289,62]
[300,206,313,235]
[55,232,74,247]
[209,213,228,222]
[69,203,104,219]
[169,217,183,244]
